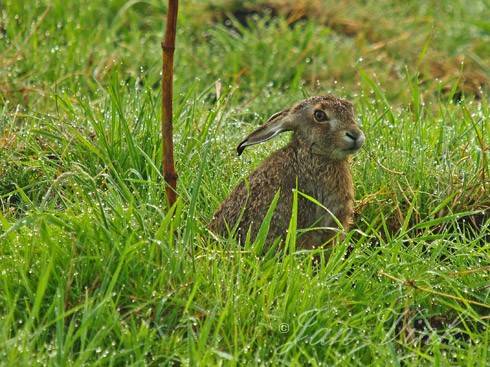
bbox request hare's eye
[314,110,328,122]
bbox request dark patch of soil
[395,309,488,346]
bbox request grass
[1,0,489,365]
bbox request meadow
[0,0,489,365]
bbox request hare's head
[237,95,365,160]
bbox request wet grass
[0,0,489,365]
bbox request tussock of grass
[0,0,489,365]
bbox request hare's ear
[237,109,291,155]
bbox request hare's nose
[344,130,365,149]
[345,131,359,140]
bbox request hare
[210,95,365,248]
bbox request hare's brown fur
[210,95,364,248]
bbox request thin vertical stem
[161,0,179,206]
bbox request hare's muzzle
[343,128,365,152]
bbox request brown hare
[210,95,365,248]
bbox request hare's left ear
[237,109,291,155]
